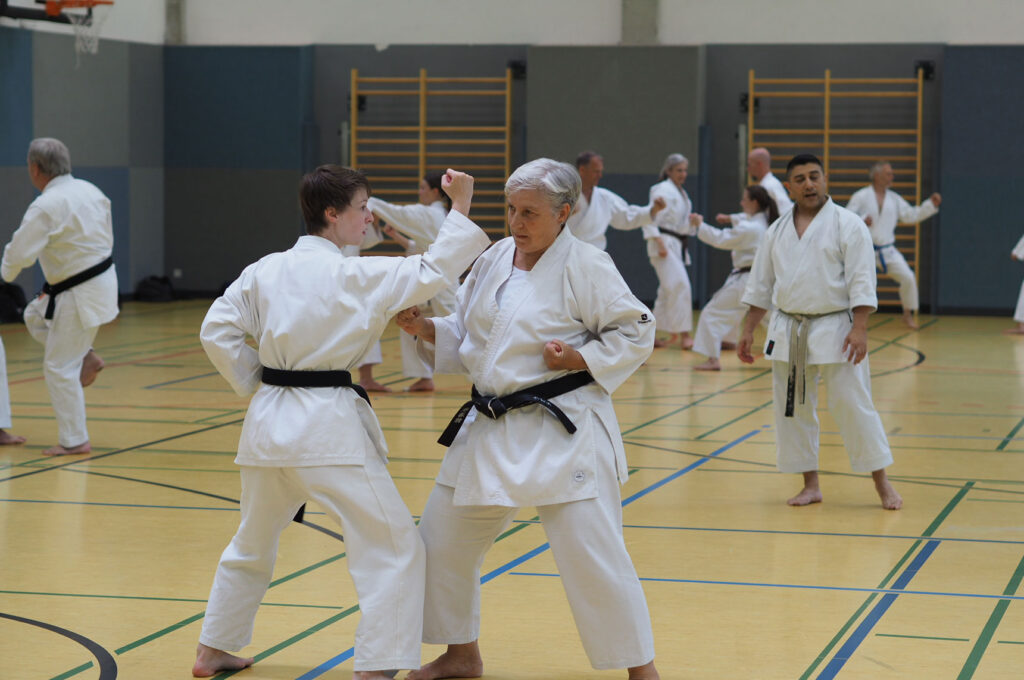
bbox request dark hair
[423,169,451,209]
[786,154,824,177]
[300,165,371,234]
[746,185,780,223]
[575,150,601,169]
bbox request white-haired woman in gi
[642,153,696,350]
[396,158,660,680]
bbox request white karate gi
[1013,235,1024,323]
[692,212,768,359]
[198,211,490,671]
[416,227,657,670]
[642,178,695,333]
[566,186,654,251]
[343,227,386,370]
[368,197,457,380]
[1,174,118,447]
[846,186,938,311]
[742,198,894,474]
[760,172,794,215]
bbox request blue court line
[143,371,220,389]
[816,539,942,679]
[506,569,1024,602]
[296,427,766,678]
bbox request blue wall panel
[164,46,311,170]
[0,27,33,166]
[939,46,1024,312]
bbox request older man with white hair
[846,160,941,329]
[1,138,116,456]
[747,147,794,215]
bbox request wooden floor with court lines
[1,301,1023,679]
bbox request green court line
[875,633,970,642]
[0,589,345,610]
[966,498,1024,504]
[868,318,939,356]
[66,464,238,474]
[621,369,771,436]
[800,481,974,679]
[695,400,772,440]
[997,640,1024,645]
[11,400,235,414]
[957,551,1024,679]
[996,416,1024,451]
[11,414,208,425]
[193,409,247,424]
[114,611,207,655]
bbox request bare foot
[80,349,105,387]
[354,671,398,679]
[0,429,26,445]
[42,441,91,456]
[720,341,736,350]
[360,380,393,393]
[192,643,254,677]
[1003,324,1024,335]
[408,378,435,392]
[788,471,822,506]
[406,642,482,680]
[653,333,678,349]
[873,469,903,510]
[680,333,694,351]
[694,358,721,371]
[628,661,660,680]
[902,312,919,330]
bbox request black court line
[0,419,245,484]
[62,468,346,543]
[0,611,117,680]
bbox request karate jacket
[566,186,654,251]
[696,211,768,270]
[760,172,794,215]
[200,210,490,467]
[642,178,695,260]
[846,187,938,247]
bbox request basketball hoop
[45,0,114,65]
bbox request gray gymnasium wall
[938,46,1024,314]
[0,27,163,296]
[703,44,945,310]
[525,46,704,303]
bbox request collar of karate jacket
[42,173,74,194]
[293,234,345,255]
[514,221,577,279]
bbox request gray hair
[505,158,581,216]
[869,160,891,180]
[28,138,72,177]
[659,153,688,180]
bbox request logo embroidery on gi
[639,313,652,324]
[766,340,775,356]
[573,470,586,483]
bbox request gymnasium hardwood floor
[1,301,1022,679]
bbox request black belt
[260,366,370,405]
[659,229,689,249]
[41,256,113,320]
[437,371,594,447]
[731,266,752,275]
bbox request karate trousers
[0,337,12,429]
[199,457,426,672]
[24,295,98,447]
[875,245,918,311]
[771,359,894,474]
[1015,278,1024,323]
[694,271,750,359]
[649,235,693,334]
[417,453,656,670]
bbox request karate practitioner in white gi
[368,170,456,392]
[1,138,115,456]
[846,161,941,329]
[191,166,491,679]
[748,147,794,215]
[1007,234,1024,335]
[566,151,665,250]
[397,159,660,680]
[341,226,393,393]
[643,153,696,350]
[690,185,778,371]
[739,154,903,510]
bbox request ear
[323,205,339,225]
[557,202,572,225]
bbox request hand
[543,339,586,370]
[737,331,756,364]
[382,224,397,238]
[656,238,668,258]
[930,192,942,207]
[864,215,873,226]
[396,306,426,336]
[689,214,703,228]
[842,325,868,364]
[715,213,731,225]
[442,169,474,216]
[650,196,667,219]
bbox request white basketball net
[67,7,108,67]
